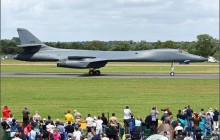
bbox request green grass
[1,78,219,123]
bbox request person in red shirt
[2,106,11,118]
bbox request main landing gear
[88,69,101,76]
[170,62,175,76]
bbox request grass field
[1,77,219,123]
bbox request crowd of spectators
[1,105,219,140]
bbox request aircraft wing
[57,57,108,69]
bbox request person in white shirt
[95,116,103,134]
[12,132,22,140]
[33,111,41,122]
[183,133,193,140]
[124,106,131,134]
[160,131,169,140]
[101,134,109,140]
[174,123,183,135]
[86,114,94,132]
[73,127,82,140]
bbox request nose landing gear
[170,62,175,76]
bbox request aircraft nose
[13,54,18,60]
[199,56,208,62]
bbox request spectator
[95,116,103,134]
[74,110,81,124]
[204,112,213,137]
[33,119,40,135]
[174,123,184,138]
[151,106,159,133]
[9,118,20,137]
[46,115,54,125]
[135,116,142,127]
[73,127,81,140]
[192,113,201,130]
[8,114,14,123]
[22,107,30,127]
[129,114,135,135]
[12,132,22,140]
[91,128,101,140]
[123,106,131,134]
[177,110,186,120]
[56,121,65,140]
[33,111,41,122]
[28,126,36,140]
[160,131,169,140]
[183,132,193,140]
[65,121,74,138]
[2,106,11,119]
[19,128,28,140]
[109,113,118,127]
[145,114,152,129]
[208,108,214,118]
[53,128,61,140]
[166,107,173,117]
[101,113,108,134]
[161,111,169,122]
[213,108,219,130]
[186,105,193,120]
[46,121,56,134]
[86,114,94,132]
[199,108,205,117]
[65,109,74,124]
[87,128,94,140]
[101,133,109,140]
[195,129,203,140]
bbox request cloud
[1,0,219,41]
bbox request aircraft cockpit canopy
[178,49,189,54]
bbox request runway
[1,72,219,78]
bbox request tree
[135,41,152,50]
[195,34,215,57]
[83,40,107,50]
[161,40,176,49]
[110,41,131,51]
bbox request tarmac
[1,72,219,79]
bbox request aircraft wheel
[89,70,94,76]
[94,70,101,76]
[170,72,175,76]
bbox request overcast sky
[2,0,219,42]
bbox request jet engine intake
[57,59,107,69]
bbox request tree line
[0,34,219,59]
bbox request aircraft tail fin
[17,28,43,45]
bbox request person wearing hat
[161,111,169,123]
[74,110,81,124]
[65,109,74,124]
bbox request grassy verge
[1,77,219,122]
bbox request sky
[1,0,219,42]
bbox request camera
[161,109,166,111]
